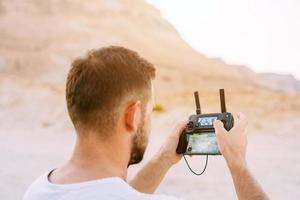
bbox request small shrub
[153,103,165,112]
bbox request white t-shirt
[23,170,179,200]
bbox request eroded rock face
[0,0,186,82]
[0,0,299,131]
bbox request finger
[175,119,188,132]
[237,112,247,125]
[233,112,241,125]
[214,120,226,132]
[172,119,188,138]
[230,112,242,131]
[235,112,248,131]
[213,120,227,139]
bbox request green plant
[153,103,165,112]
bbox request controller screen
[186,133,220,154]
[198,117,217,126]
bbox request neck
[51,131,131,184]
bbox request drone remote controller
[176,89,234,155]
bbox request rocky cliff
[0,0,299,131]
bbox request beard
[128,119,149,166]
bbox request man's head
[66,46,156,166]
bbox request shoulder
[23,171,50,200]
[23,173,182,200]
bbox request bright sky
[147,0,300,80]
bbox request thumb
[213,120,227,138]
[172,119,188,139]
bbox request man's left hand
[155,120,187,168]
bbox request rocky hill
[0,0,299,131]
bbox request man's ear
[124,101,141,132]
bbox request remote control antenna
[194,91,201,114]
[220,89,227,113]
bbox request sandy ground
[1,108,300,200]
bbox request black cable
[183,154,208,176]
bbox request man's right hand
[214,112,269,200]
[213,112,248,168]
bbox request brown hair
[66,46,155,136]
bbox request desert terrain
[0,0,300,199]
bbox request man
[23,46,269,200]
